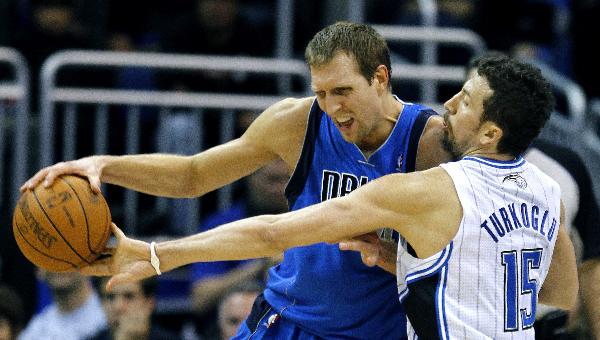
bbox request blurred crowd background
[0,0,599,339]
[0,0,599,97]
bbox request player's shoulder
[252,97,314,136]
[264,96,314,121]
[243,97,314,163]
[526,160,562,190]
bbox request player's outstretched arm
[84,168,453,290]
[153,168,453,272]
[21,97,312,198]
[538,203,579,310]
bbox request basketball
[12,175,112,272]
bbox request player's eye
[334,88,351,95]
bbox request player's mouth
[442,114,450,131]
[336,117,355,132]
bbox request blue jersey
[263,98,436,339]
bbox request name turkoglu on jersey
[480,202,558,243]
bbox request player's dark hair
[305,22,392,89]
[475,56,555,156]
[466,51,508,77]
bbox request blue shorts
[231,294,321,340]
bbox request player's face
[310,52,388,149]
[442,74,493,158]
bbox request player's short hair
[305,22,392,88]
[474,55,555,157]
[466,51,508,77]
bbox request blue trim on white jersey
[398,243,453,302]
[436,264,450,340]
[399,286,410,302]
[406,245,451,282]
[463,155,525,169]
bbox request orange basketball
[12,175,111,272]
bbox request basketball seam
[31,187,91,265]
[60,177,99,257]
[13,216,78,269]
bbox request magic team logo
[502,172,527,189]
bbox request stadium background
[0,0,599,339]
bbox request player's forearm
[579,259,600,338]
[156,198,377,271]
[156,216,283,272]
[99,154,198,197]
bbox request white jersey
[397,156,561,339]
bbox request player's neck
[357,95,403,155]
[384,92,403,123]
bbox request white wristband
[150,241,162,275]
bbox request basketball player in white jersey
[78,55,578,339]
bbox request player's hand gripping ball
[12,175,111,272]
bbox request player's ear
[479,121,503,147]
[373,65,390,92]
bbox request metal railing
[39,50,310,234]
[0,47,30,209]
[528,60,587,128]
[375,24,486,104]
[539,111,600,206]
[584,99,600,200]
[38,48,481,235]
[588,98,600,138]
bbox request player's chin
[340,132,358,144]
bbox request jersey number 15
[501,248,543,332]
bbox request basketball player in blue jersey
[23,22,450,339]
[71,55,578,339]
